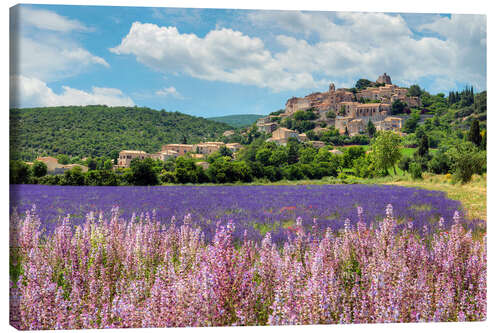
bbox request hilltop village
[257,73,420,144]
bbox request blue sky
[10,4,486,117]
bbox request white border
[2,1,498,332]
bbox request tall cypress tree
[367,119,376,137]
[416,133,430,158]
[468,119,481,147]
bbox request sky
[9,4,486,117]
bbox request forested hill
[207,114,264,127]
[10,105,234,161]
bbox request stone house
[257,122,278,134]
[36,156,88,174]
[161,144,196,156]
[117,150,149,168]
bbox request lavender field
[9,184,481,243]
[9,184,487,329]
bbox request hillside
[10,105,234,160]
[207,114,264,127]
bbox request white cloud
[10,75,134,108]
[11,6,108,82]
[155,86,183,99]
[110,22,319,92]
[13,6,89,32]
[110,13,486,93]
[12,35,109,82]
[247,11,486,92]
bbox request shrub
[409,162,423,179]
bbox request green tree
[391,100,407,114]
[130,158,159,186]
[407,84,422,97]
[398,155,412,173]
[62,166,85,185]
[367,119,376,137]
[402,112,420,133]
[87,158,98,171]
[10,160,31,184]
[372,131,402,175]
[32,161,48,178]
[409,162,423,179]
[446,142,486,183]
[56,154,71,165]
[255,148,272,166]
[286,138,300,164]
[343,146,365,168]
[219,146,233,158]
[355,79,373,90]
[468,119,482,147]
[416,133,430,158]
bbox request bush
[428,151,451,174]
[398,155,412,173]
[409,162,423,179]
[447,142,486,183]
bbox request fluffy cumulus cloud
[155,86,183,99]
[110,22,318,91]
[11,6,109,82]
[10,75,134,108]
[112,12,486,93]
[11,6,133,107]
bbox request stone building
[267,127,299,145]
[376,73,392,85]
[257,122,278,134]
[117,150,149,168]
[196,142,225,155]
[161,144,196,156]
[284,82,354,115]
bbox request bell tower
[329,83,335,92]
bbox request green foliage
[428,150,451,174]
[391,100,407,115]
[173,157,205,184]
[10,106,233,160]
[207,157,252,183]
[468,119,481,147]
[407,84,423,97]
[207,114,265,127]
[367,119,376,137]
[10,160,31,184]
[352,155,376,178]
[293,110,318,121]
[416,133,430,158]
[355,79,373,90]
[218,146,233,158]
[403,112,420,134]
[398,155,412,173]
[446,142,486,183]
[286,138,300,164]
[84,170,119,186]
[129,158,160,186]
[62,167,85,186]
[372,131,402,175]
[56,154,71,165]
[326,110,336,119]
[32,161,48,178]
[409,162,423,179]
[343,146,365,168]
